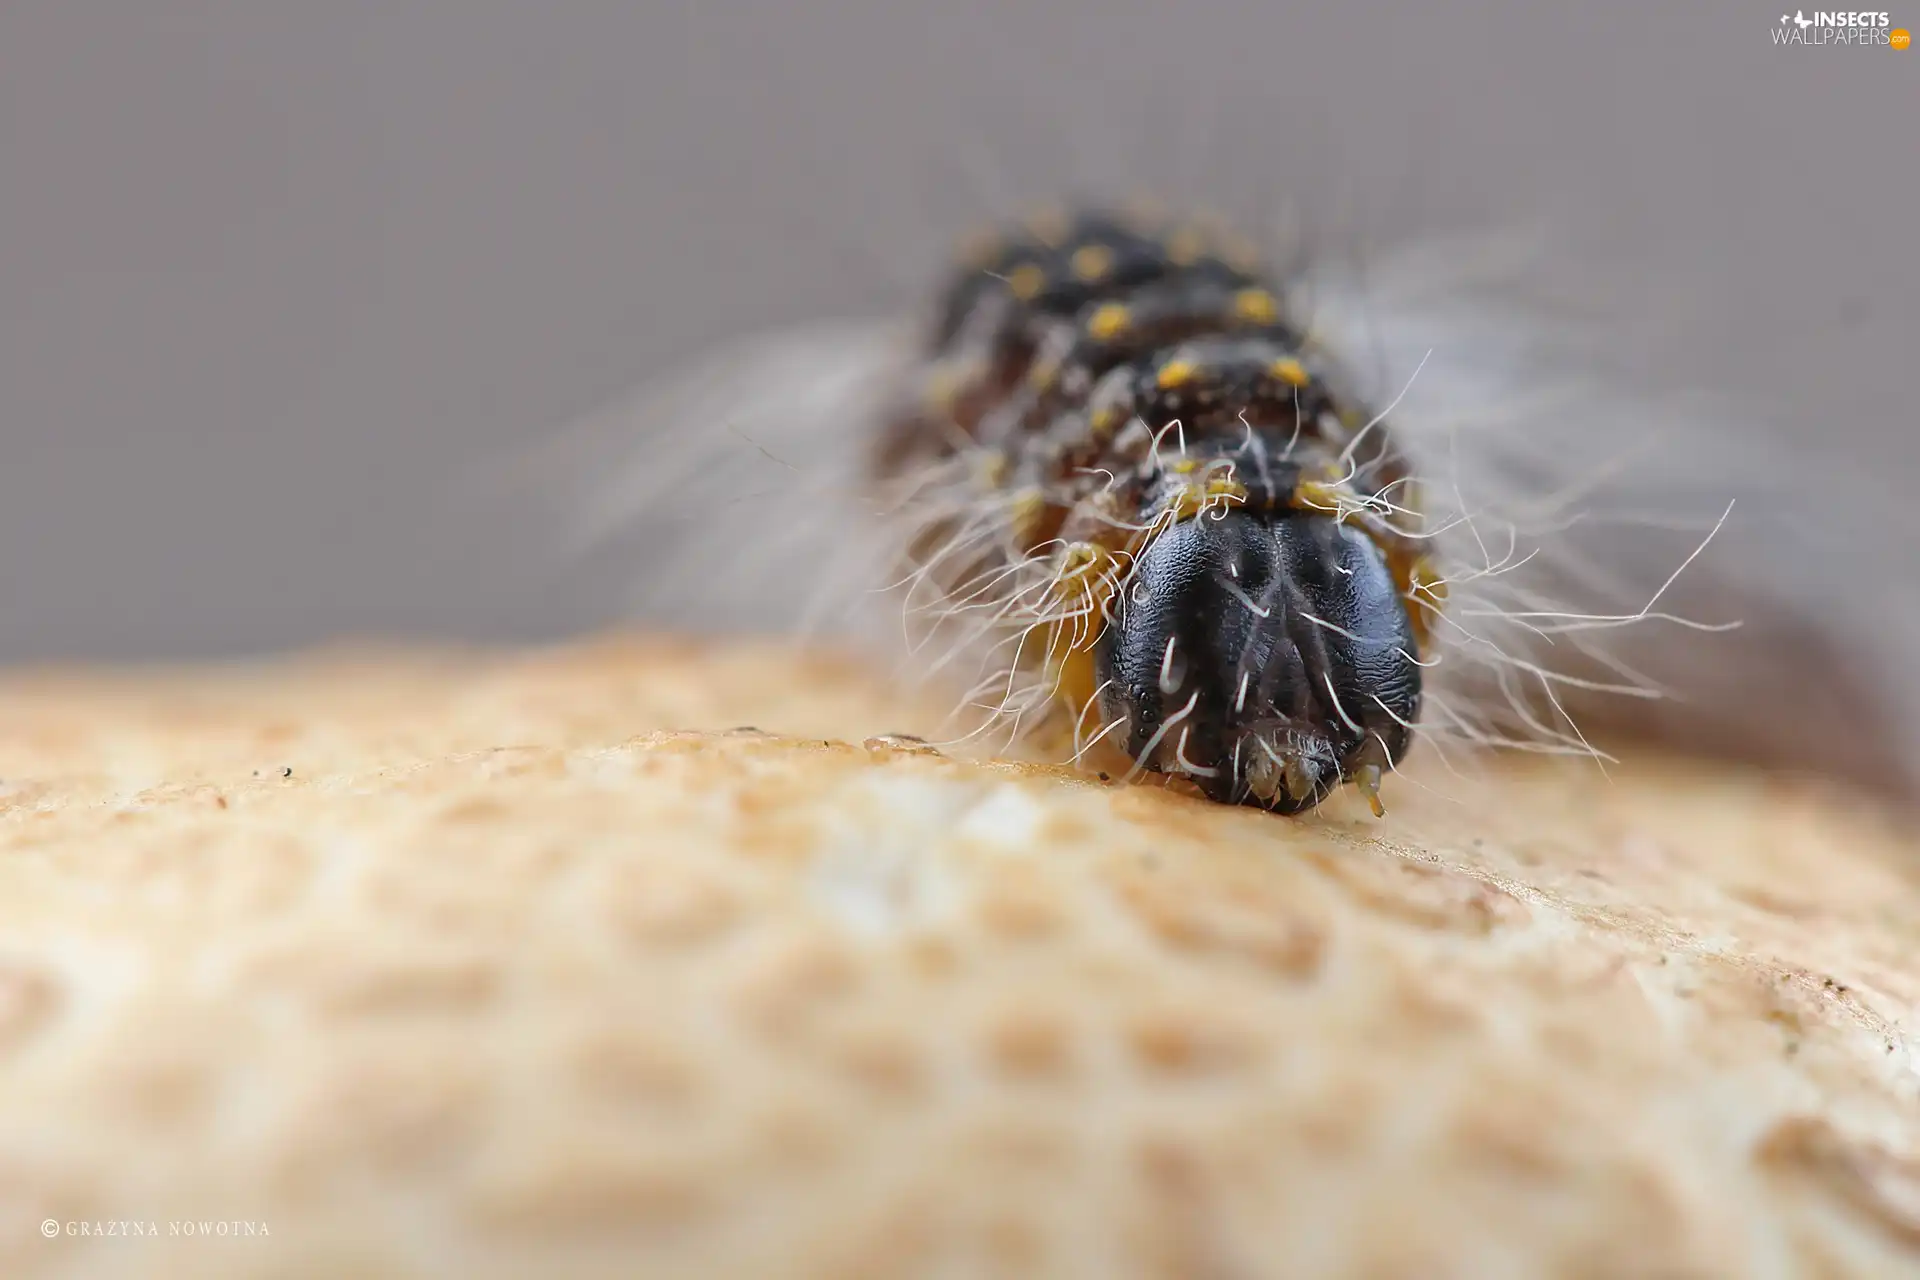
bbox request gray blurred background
[1,0,1911,663]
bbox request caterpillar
[511,197,1920,818]
[871,205,1439,815]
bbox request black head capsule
[1098,509,1422,815]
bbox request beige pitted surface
[2,635,1919,1278]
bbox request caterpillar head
[1098,508,1422,815]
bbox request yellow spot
[1165,226,1205,265]
[1008,487,1051,545]
[1292,480,1345,513]
[1086,303,1131,341]
[1156,359,1197,389]
[1167,484,1207,521]
[1071,244,1115,282]
[1060,541,1101,569]
[1028,354,1062,391]
[1231,289,1279,324]
[1206,475,1249,505]
[1006,264,1046,300]
[1088,404,1123,437]
[1170,457,1200,475]
[1054,541,1113,599]
[1166,476,1248,522]
[972,450,1010,491]
[1268,356,1310,388]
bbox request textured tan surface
[3,635,1920,1278]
